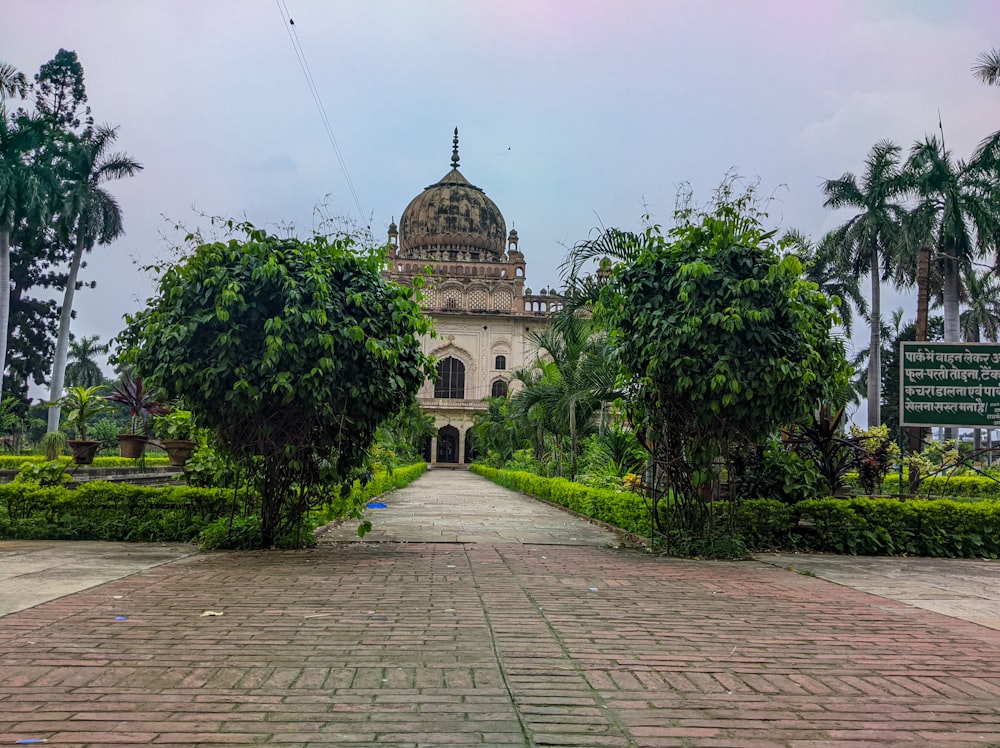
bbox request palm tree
[907,135,1000,346]
[960,267,1000,453]
[960,267,1000,343]
[0,63,28,107]
[508,317,618,479]
[784,229,867,338]
[470,395,525,466]
[973,48,1000,87]
[64,334,108,388]
[823,140,911,427]
[47,125,142,431]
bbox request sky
[3,0,1000,422]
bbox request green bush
[797,496,1000,557]
[310,462,427,528]
[199,515,264,551]
[472,464,651,537]
[878,473,1000,501]
[731,439,825,504]
[198,462,428,549]
[473,465,1000,559]
[39,431,67,460]
[0,480,231,542]
[729,498,798,549]
[16,460,70,487]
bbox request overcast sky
[3,1,999,422]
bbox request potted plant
[153,409,198,466]
[107,372,168,459]
[52,385,111,464]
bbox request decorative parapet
[522,287,564,315]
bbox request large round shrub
[117,223,433,546]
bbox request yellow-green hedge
[797,496,1000,557]
[471,464,650,536]
[878,473,1000,501]
[0,455,172,470]
[474,465,1000,558]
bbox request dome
[398,129,507,262]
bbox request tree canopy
[597,182,850,531]
[116,222,433,546]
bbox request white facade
[385,130,558,465]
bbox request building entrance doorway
[437,425,459,464]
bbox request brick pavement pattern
[2,471,1000,746]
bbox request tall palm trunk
[942,255,961,443]
[0,229,10,406]
[908,245,932,493]
[868,250,881,427]
[47,238,85,432]
[915,246,931,342]
[942,256,961,342]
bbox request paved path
[320,469,622,546]
[0,541,195,617]
[756,552,1000,631]
[1,470,1000,746]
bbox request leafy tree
[0,52,92,408]
[823,140,911,427]
[601,180,850,536]
[47,124,142,431]
[116,222,433,547]
[5,226,62,399]
[959,268,1000,453]
[64,334,108,387]
[33,49,91,130]
[0,64,45,406]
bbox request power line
[275,0,366,220]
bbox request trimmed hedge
[472,464,652,537]
[797,497,1000,557]
[311,461,428,526]
[0,455,172,470]
[473,465,1000,558]
[878,473,1000,502]
[0,462,428,545]
[0,480,232,541]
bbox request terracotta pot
[67,440,101,465]
[162,439,197,467]
[118,434,148,459]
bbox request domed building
[386,129,559,465]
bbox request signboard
[900,342,1000,428]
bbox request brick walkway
[2,471,1000,746]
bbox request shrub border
[473,465,1000,559]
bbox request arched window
[495,355,506,370]
[434,357,465,399]
[491,379,508,398]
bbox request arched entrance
[437,425,459,464]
